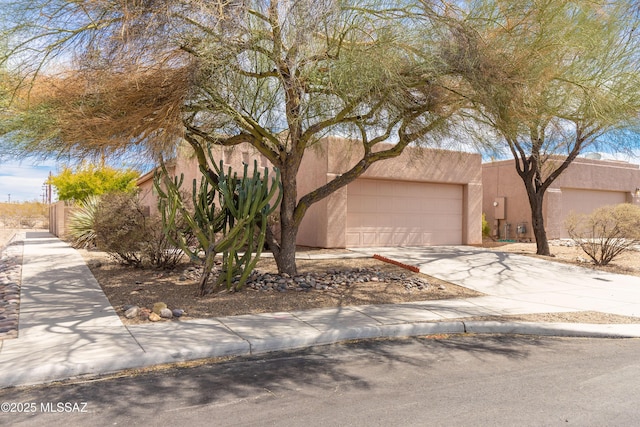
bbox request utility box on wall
[494,197,506,220]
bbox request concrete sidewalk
[1,232,640,389]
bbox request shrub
[140,214,194,269]
[68,195,100,248]
[50,164,139,202]
[93,192,146,266]
[482,213,491,237]
[565,204,640,266]
[92,192,191,268]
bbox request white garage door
[346,179,463,247]
[560,188,627,237]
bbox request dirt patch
[78,240,640,326]
[461,311,640,324]
[85,252,482,324]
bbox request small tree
[447,0,640,256]
[50,164,139,202]
[1,0,464,276]
[565,204,640,266]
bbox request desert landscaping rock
[0,236,23,340]
[172,309,185,318]
[124,306,140,319]
[139,307,151,321]
[152,302,168,314]
[243,268,430,293]
[148,312,162,322]
[87,259,102,269]
[159,308,173,319]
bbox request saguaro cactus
[154,158,281,296]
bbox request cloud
[0,159,57,203]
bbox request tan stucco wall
[297,138,483,247]
[139,137,483,248]
[137,144,272,215]
[482,157,640,240]
[48,201,74,238]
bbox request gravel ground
[0,230,23,340]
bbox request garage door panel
[562,188,626,216]
[428,199,462,214]
[346,179,463,247]
[559,188,627,238]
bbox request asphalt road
[1,334,639,426]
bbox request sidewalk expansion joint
[123,324,147,353]
[461,321,469,333]
[216,319,254,354]
[353,308,385,325]
[290,313,322,332]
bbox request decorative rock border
[122,264,432,322]
[0,234,23,340]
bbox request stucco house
[138,137,484,248]
[482,156,640,240]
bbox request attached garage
[138,138,484,250]
[558,188,628,238]
[294,138,482,248]
[345,179,463,247]
[561,188,628,217]
[482,157,640,241]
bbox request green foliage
[565,204,640,266]
[49,165,139,202]
[93,192,146,266]
[482,213,491,238]
[450,0,640,255]
[91,192,188,268]
[217,161,282,291]
[68,195,100,248]
[155,157,281,295]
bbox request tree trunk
[528,190,551,256]
[276,221,299,276]
[273,166,299,276]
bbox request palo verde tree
[1,0,464,275]
[50,164,139,202]
[444,0,640,255]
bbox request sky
[0,158,58,203]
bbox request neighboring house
[138,137,484,248]
[482,156,640,240]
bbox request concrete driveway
[350,246,640,318]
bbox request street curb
[2,320,640,389]
[462,321,640,338]
[244,321,468,354]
